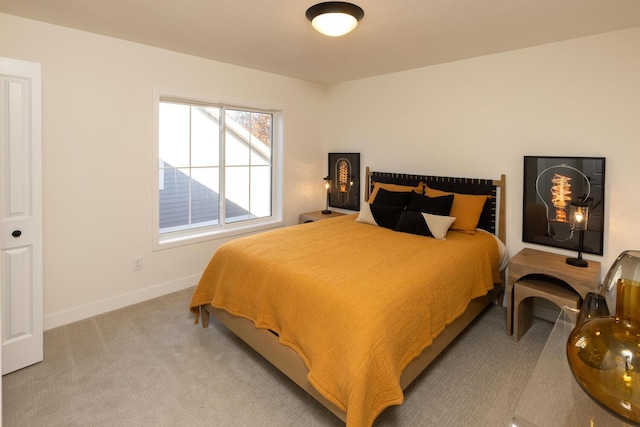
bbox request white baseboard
[43,274,201,330]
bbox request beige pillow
[424,186,489,235]
[422,213,457,240]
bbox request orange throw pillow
[424,186,489,234]
[369,182,423,203]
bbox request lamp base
[566,257,588,268]
[321,209,332,214]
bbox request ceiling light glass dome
[306,2,364,37]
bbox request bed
[190,167,507,427]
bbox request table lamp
[566,200,589,267]
[322,176,331,214]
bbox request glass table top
[511,307,637,427]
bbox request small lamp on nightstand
[322,176,332,214]
[566,199,589,267]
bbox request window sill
[153,218,285,251]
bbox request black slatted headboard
[365,167,506,244]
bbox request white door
[0,57,43,375]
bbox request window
[154,96,282,248]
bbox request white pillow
[355,203,378,226]
[421,213,456,240]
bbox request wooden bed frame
[197,168,507,423]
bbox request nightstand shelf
[506,248,601,341]
[298,210,346,224]
[513,277,580,341]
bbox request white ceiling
[2,0,640,84]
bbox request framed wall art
[328,153,360,211]
[523,156,605,255]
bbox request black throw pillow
[372,188,412,208]
[394,211,433,236]
[369,205,405,229]
[407,192,454,216]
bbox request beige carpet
[2,288,552,426]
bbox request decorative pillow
[394,211,456,240]
[356,203,377,225]
[368,182,423,204]
[421,213,457,239]
[424,186,489,234]
[394,211,430,236]
[406,191,454,216]
[355,203,405,230]
[372,188,412,208]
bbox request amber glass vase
[567,250,640,423]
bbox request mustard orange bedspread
[190,214,501,427]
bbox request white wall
[0,13,328,328]
[2,12,639,328]
[325,27,640,275]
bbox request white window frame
[152,90,284,250]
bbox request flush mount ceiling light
[305,2,365,37]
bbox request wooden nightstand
[506,248,601,340]
[298,210,346,224]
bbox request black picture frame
[523,156,605,256]
[328,153,360,211]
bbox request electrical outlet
[132,257,143,271]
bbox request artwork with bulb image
[523,156,605,256]
[328,153,360,211]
